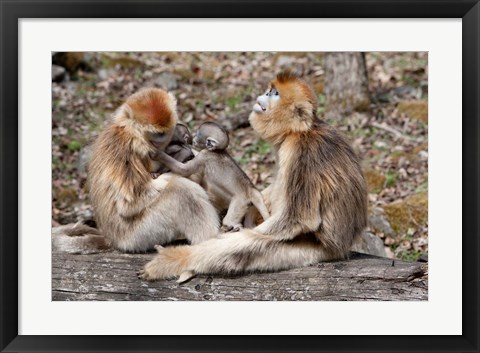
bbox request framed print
[1,1,479,353]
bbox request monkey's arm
[254,213,321,241]
[151,151,202,178]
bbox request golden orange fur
[88,88,219,252]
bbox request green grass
[398,250,424,262]
[385,172,397,187]
[226,95,242,112]
[67,140,82,152]
[238,140,271,165]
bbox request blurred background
[52,52,428,261]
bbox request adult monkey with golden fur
[139,72,368,281]
[88,88,219,252]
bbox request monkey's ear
[206,137,218,151]
[294,102,314,121]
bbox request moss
[52,52,85,73]
[313,77,325,94]
[101,53,143,68]
[398,100,428,123]
[398,250,424,262]
[383,192,428,233]
[55,187,78,206]
[363,169,386,193]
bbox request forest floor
[52,51,428,261]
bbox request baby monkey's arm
[150,150,202,178]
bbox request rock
[383,192,428,234]
[275,55,297,67]
[374,140,387,149]
[351,231,387,257]
[98,69,115,80]
[369,207,395,236]
[52,65,66,82]
[77,145,92,174]
[57,204,94,225]
[398,100,428,123]
[147,72,179,91]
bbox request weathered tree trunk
[52,252,427,301]
[324,52,370,114]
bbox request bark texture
[324,52,370,114]
[52,252,427,301]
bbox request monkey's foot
[138,246,191,282]
[150,172,160,179]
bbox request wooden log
[52,252,427,301]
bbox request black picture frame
[1,1,478,352]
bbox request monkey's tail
[140,230,334,282]
[250,189,271,222]
[52,222,110,254]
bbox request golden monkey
[87,87,220,252]
[151,123,194,177]
[139,72,368,281]
[151,121,270,232]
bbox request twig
[369,122,415,141]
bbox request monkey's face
[192,131,207,150]
[252,87,281,114]
[192,123,229,151]
[121,88,179,154]
[249,72,317,144]
[146,130,174,150]
[173,124,193,145]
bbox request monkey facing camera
[151,121,270,232]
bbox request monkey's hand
[149,150,170,163]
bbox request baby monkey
[151,121,270,232]
[151,123,194,178]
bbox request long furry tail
[52,222,110,254]
[139,230,333,282]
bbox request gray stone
[351,231,387,257]
[52,65,66,82]
[77,145,92,174]
[148,72,179,91]
[369,207,395,236]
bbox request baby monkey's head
[193,122,229,151]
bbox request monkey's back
[87,123,151,244]
[281,119,368,258]
[199,150,256,201]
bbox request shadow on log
[52,251,427,301]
